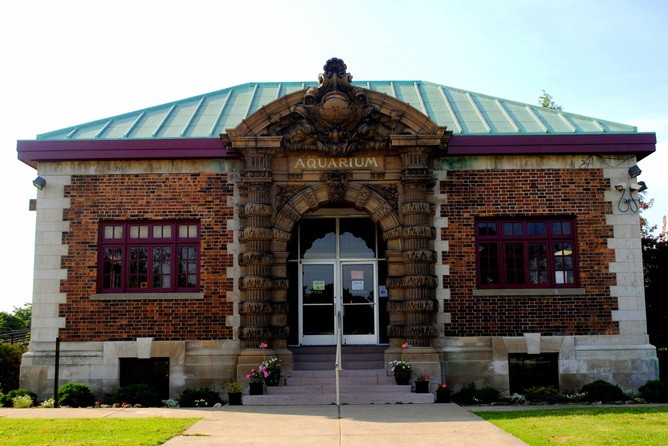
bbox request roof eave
[17,132,656,170]
[17,138,235,169]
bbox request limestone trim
[472,288,586,297]
[603,159,650,336]
[30,170,70,343]
[90,293,205,300]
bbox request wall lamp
[628,165,642,178]
[32,176,46,190]
[615,181,649,213]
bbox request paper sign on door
[351,270,364,280]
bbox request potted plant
[389,360,412,385]
[261,357,283,386]
[226,381,242,405]
[246,367,268,395]
[415,373,430,393]
[436,383,451,403]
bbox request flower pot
[394,370,411,385]
[436,390,451,403]
[415,380,429,393]
[249,382,263,395]
[265,370,281,386]
[228,392,242,405]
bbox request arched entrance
[223,59,451,378]
[286,213,389,346]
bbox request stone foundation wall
[20,339,240,401]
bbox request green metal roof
[36,81,638,141]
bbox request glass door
[300,263,336,345]
[299,261,377,345]
[341,262,377,344]
[292,216,385,346]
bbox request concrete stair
[243,346,434,406]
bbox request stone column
[397,146,438,347]
[238,149,275,350]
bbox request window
[119,358,170,399]
[99,221,200,293]
[476,218,577,288]
[508,353,559,394]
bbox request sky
[1,0,666,313]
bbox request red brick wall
[60,172,235,342]
[441,168,618,337]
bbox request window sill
[472,288,585,297]
[90,292,205,301]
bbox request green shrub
[451,383,502,404]
[524,386,564,403]
[177,387,222,407]
[57,382,96,407]
[0,342,28,392]
[477,385,501,404]
[580,380,627,403]
[639,380,668,403]
[451,383,478,404]
[12,394,33,408]
[0,388,37,407]
[112,384,162,407]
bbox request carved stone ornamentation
[322,171,351,205]
[367,184,398,209]
[371,202,393,223]
[273,228,292,241]
[400,201,434,215]
[239,252,274,266]
[267,58,406,155]
[275,186,305,209]
[244,203,273,217]
[383,226,403,241]
[354,186,372,210]
[240,227,274,242]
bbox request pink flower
[401,343,411,349]
[259,343,268,349]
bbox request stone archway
[223,59,451,376]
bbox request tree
[0,304,31,331]
[0,313,26,331]
[641,196,668,379]
[539,90,563,110]
[12,304,31,328]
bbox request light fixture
[631,181,648,193]
[628,165,642,178]
[615,180,648,213]
[32,176,46,190]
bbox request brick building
[17,59,658,402]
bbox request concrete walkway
[0,404,527,446]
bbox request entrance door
[300,261,377,345]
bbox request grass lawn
[476,406,668,446]
[0,417,200,446]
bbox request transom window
[99,221,200,293]
[476,218,577,288]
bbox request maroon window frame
[99,221,200,293]
[476,217,578,289]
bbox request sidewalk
[0,404,528,446]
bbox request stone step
[285,369,395,387]
[243,391,434,406]
[267,384,411,394]
[292,345,386,370]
